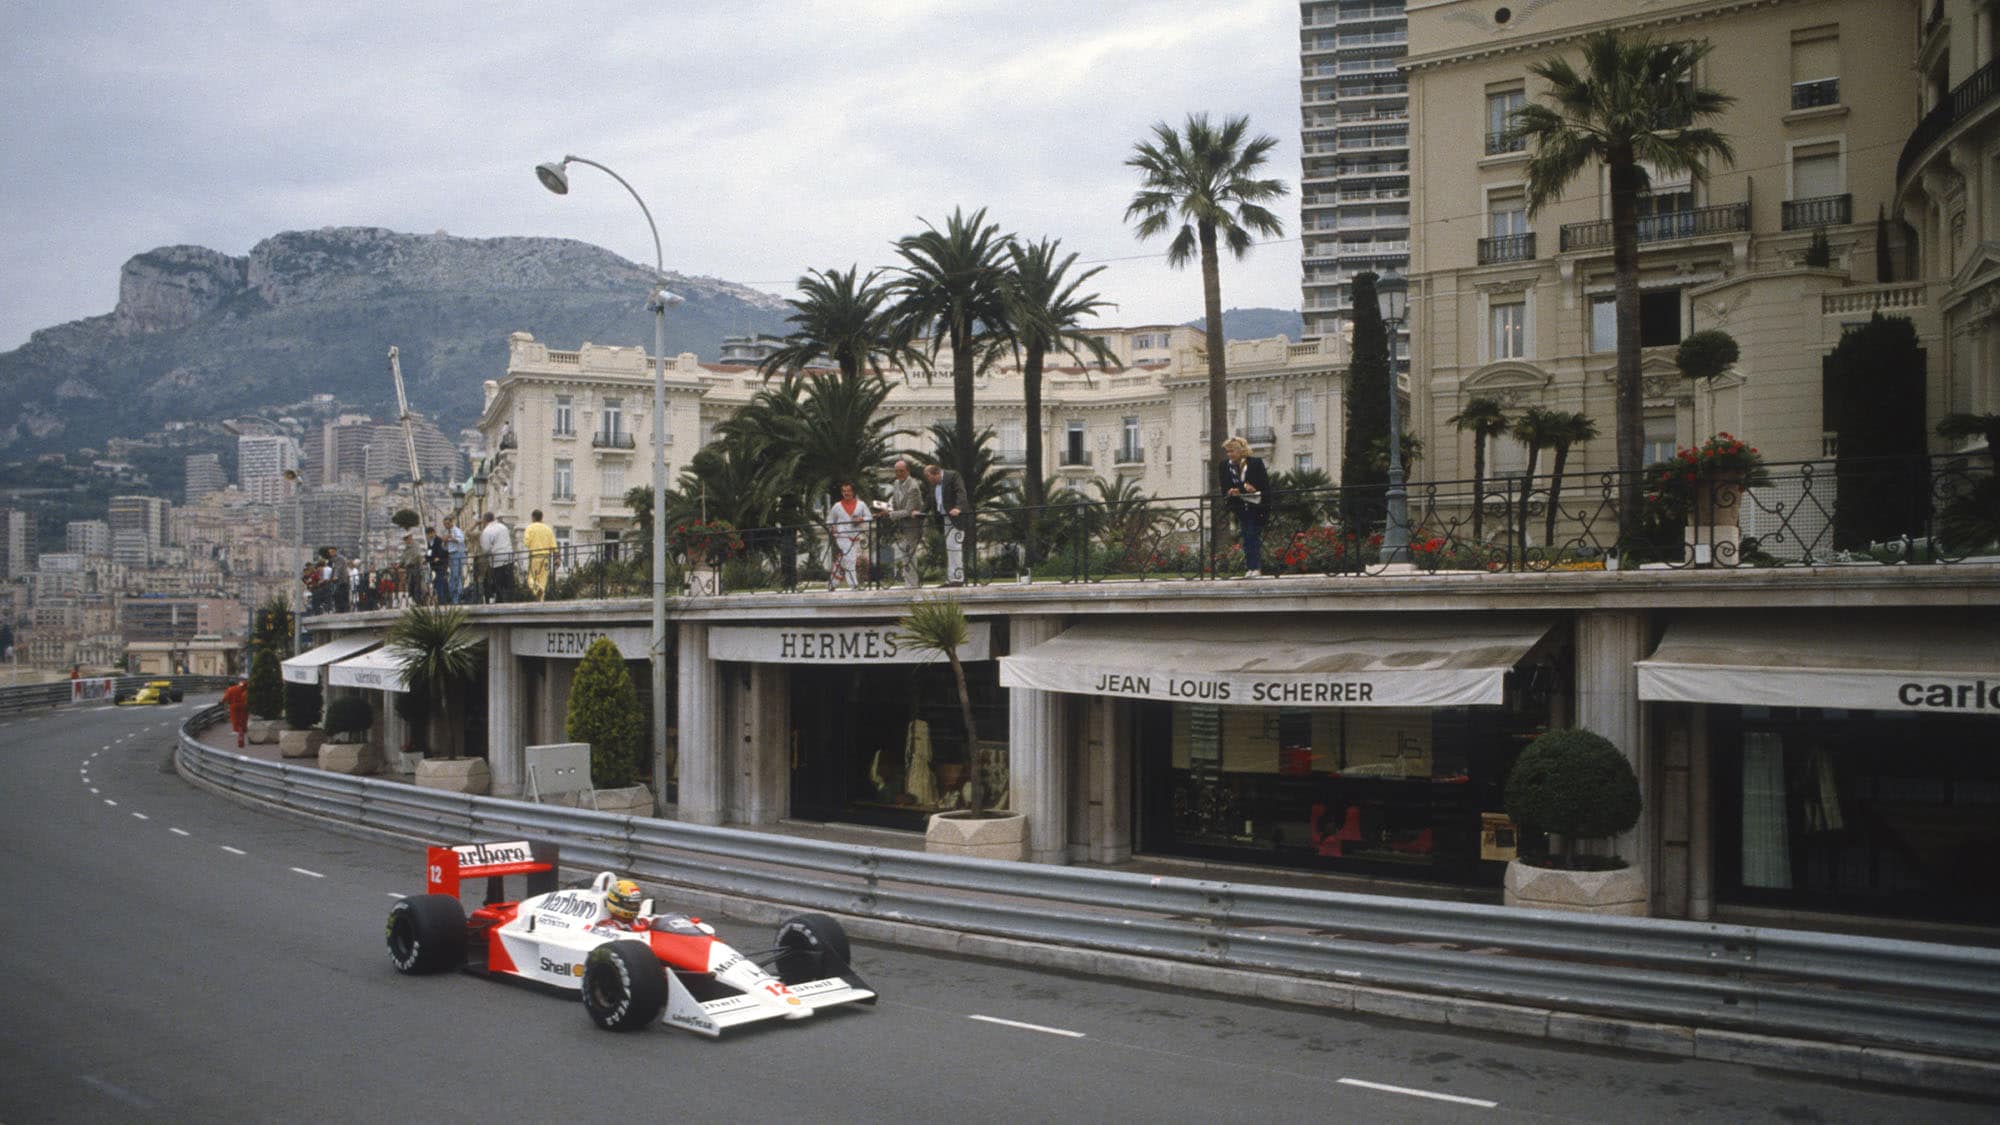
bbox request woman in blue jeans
[1218,435,1269,577]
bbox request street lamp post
[536,156,682,813]
[1375,269,1411,565]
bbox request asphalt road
[1,700,1991,1123]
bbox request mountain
[0,227,794,457]
[1181,307,1305,342]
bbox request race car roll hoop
[387,840,876,1035]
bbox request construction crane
[387,346,427,523]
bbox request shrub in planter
[1675,329,1739,382]
[323,695,375,741]
[1503,728,1641,869]
[248,647,285,721]
[565,636,644,789]
[284,680,324,732]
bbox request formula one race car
[115,679,183,705]
[385,840,875,1034]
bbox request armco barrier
[0,675,232,716]
[175,706,2000,1070]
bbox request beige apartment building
[473,326,1351,546]
[1402,0,1992,503]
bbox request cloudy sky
[1,0,1306,352]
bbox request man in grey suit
[923,462,971,585]
[887,459,925,588]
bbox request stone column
[485,627,522,797]
[544,659,575,744]
[1007,614,1066,864]
[733,663,790,825]
[1086,694,1133,864]
[1574,610,1650,893]
[676,620,725,825]
[1688,706,1714,921]
[1656,708,1693,919]
[379,688,405,767]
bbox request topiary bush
[248,647,285,720]
[1675,329,1740,382]
[323,695,374,738]
[1503,728,1641,869]
[565,636,645,790]
[284,680,324,732]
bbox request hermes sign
[513,626,652,660]
[708,622,991,664]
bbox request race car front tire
[775,913,852,984]
[582,940,667,1031]
[386,893,467,974]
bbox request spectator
[923,462,971,586]
[444,515,467,604]
[222,676,250,748]
[328,549,351,612]
[399,532,425,606]
[523,509,557,601]
[886,459,924,589]
[426,525,450,605]
[826,481,870,591]
[479,512,515,602]
[1219,435,1269,577]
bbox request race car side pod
[426,839,561,904]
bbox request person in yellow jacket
[523,509,558,601]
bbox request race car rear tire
[386,893,466,974]
[582,940,667,1031]
[169,688,184,702]
[775,913,852,984]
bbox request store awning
[281,634,381,684]
[1637,615,2000,714]
[1000,617,1555,708]
[327,645,411,692]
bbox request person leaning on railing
[1219,435,1269,578]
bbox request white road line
[221,846,246,856]
[131,813,148,821]
[103,799,117,807]
[1337,1078,1498,1109]
[170,828,190,837]
[386,892,407,899]
[89,788,99,794]
[291,867,325,879]
[967,1014,1086,1038]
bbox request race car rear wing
[427,840,559,904]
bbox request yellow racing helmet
[605,878,644,923]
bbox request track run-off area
[1,699,1989,1123]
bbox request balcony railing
[1059,450,1093,468]
[994,451,1027,467]
[1782,193,1852,230]
[1247,426,1277,447]
[1559,203,1749,252]
[1898,59,1997,181]
[1790,77,1840,110]
[592,431,636,450]
[1115,447,1145,466]
[1478,232,1536,264]
[1293,421,1317,436]
[1484,130,1525,156]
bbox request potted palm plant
[1501,728,1646,915]
[389,604,489,794]
[898,598,1024,860]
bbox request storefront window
[1136,700,1547,883]
[790,662,1009,830]
[1717,708,2000,922]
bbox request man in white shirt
[479,512,514,602]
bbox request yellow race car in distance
[115,679,184,706]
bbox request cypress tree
[1342,271,1392,532]
[565,637,645,790]
[1827,313,1928,548]
[248,646,284,720]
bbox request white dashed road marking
[131,813,148,821]
[291,867,324,879]
[387,892,407,899]
[1336,1079,1497,1109]
[221,846,246,856]
[170,828,190,837]
[103,799,117,807]
[967,1014,1087,1038]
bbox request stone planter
[1503,859,1648,916]
[278,729,326,759]
[247,719,284,746]
[415,757,491,795]
[925,810,1027,861]
[318,739,379,775]
[587,784,654,817]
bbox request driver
[595,878,646,931]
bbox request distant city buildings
[0,508,36,580]
[237,433,301,504]
[66,519,111,558]
[184,452,226,501]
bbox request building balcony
[1821,282,1927,318]
[1114,447,1145,468]
[1477,232,1536,265]
[1781,193,1852,230]
[592,431,636,450]
[1293,421,1317,436]
[1484,130,1526,156]
[551,426,577,439]
[1058,450,1093,469]
[1898,59,1997,183]
[1558,203,1749,253]
[1247,426,1277,448]
[1790,77,1840,110]
[994,450,1027,467]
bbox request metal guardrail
[175,706,2000,1061]
[0,675,233,717]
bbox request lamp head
[650,286,686,310]
[535,160,571,195]
[1375,268,1408,325]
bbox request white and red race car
[385,840,875,1033]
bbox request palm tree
[388,603,485,761]
[1543,411,1601,547]
[891,207,1016,489]
[757,266,913,384]
[1006,237,1116,561]
[1449,397,1512,542]
[772,368,907,508]
[1516,32,1734,539]
[1511,406,1568,548]
[897,598,990,816]
[1125,112,1288,548]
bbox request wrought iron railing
[1899,59,1998,181]
[1790,77,1840,110]
[298,455,1996,613]
[1478,232,1536,264]
[1560,202,1749,252]
[1484,129,1525,155]
[1782,193,1852,230]
[592,431,636,449]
